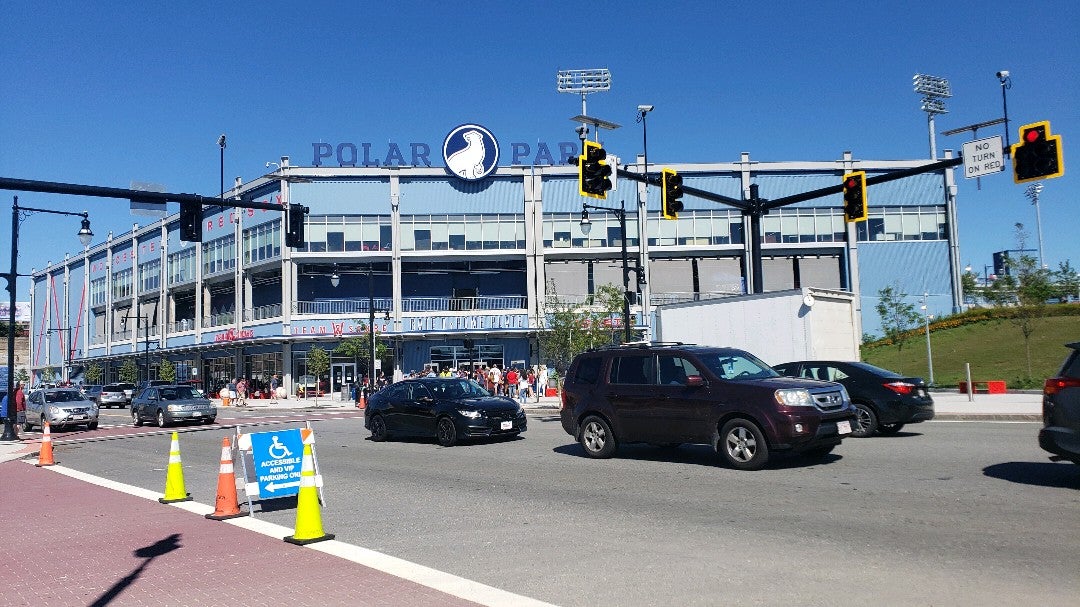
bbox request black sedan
[773,360,934,437]
[364,378,527,446]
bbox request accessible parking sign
[250,429,305,498]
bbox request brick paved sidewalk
[0,460,484,607]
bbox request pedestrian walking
[270,374,280,402]
[506,367,518,399]
[537,365,548,402]
[236,377,248,407]
[14,381,26,432]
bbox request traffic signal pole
[617,155,964,293]
[0,177,283,214]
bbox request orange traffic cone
[35,421,56,467]
[357,394,366,409]
[284,437,334,545]
[206,437,245,520]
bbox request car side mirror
[686,375,706,387]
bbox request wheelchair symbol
[268,435,292,459]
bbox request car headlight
[458,409,482,419]
[48,406,61,416]
[167,404,183,412]
[775,388,814,407]
[516,406,524,416]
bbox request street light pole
[1025,183,1045,269]
[580,201,643,342]
[921,293,935,386]
[3,196,93,442]
[121,314,151,384]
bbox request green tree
[1051,260,1078,301]
[15,368,30,385]
[40,366,57,385]
[119,358,139,383]
[539,281,632,377]
[84,362,103,385]
[333,324,388,382]
[306,346,330,407]
[875,284,921,351]
[961,268,980,305]
[158,359,176,383]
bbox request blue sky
[2,1,1077,284]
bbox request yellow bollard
[284,441,334,545]
[159,431,192,504]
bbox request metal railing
[401,296,527,312]
[244,303,282,322]
[167,319,196,333]
[295,298,393,315]
[202,310,234,328]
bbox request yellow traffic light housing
[579,141,613,198]
[661,168,684,219]
[842,171,867,222]
[1012,120,1064,183]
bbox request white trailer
[652,287,860,366]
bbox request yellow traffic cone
[159,431,192,504]
[284,442,334,545]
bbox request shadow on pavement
[553,442,843,469]
[89,533,182,607]
[983,461,1080,489]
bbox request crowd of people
[395,363,549,403]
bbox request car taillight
[1044,377,1080,396]
[883,381,916,395]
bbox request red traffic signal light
[842,171,867,222]
[1012,120,1064,183]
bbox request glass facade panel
[168,248,196,285]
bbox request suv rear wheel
[578,415,617,458]
[719,418,770,470]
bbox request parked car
[99,383,134,408]
[560,343,857,470]
[1039,341,1080,465]
[23,388,99,431]
[365,377,526,446]
[131,385,217,428]
[773,360,935,437]
[81,385,104,402]
[136,380,172,392]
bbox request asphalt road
[53,410,1079,606]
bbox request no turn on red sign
[961,135,1005,179]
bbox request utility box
[653,288,860,366]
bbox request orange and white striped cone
[206,437,245,520]
[35,421,56,467]
[159,431,192,504]
[284,438,334,545]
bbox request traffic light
[179,200,202,242]
[285,204,307,248]
[578,140,612,198]
[661,168,683,219]
[1011,120,1064,183]
[842,171,867,222]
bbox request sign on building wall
[0,302,31,323]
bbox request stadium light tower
[913,73,952,159]
[1025,183,1046,268]
[557,68,612,119]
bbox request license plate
[72,415,87,421]
[500,421,513,430]
[837,420,852,435]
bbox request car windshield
[159,387,199,400]
[428,379,491,399]
[44,391,86,403]
[699,352,779,381]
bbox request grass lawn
[862,314,1080,389]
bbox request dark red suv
[560,343,857,470]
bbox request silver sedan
[131,385,217,427]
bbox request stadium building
[27,124,960,395]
